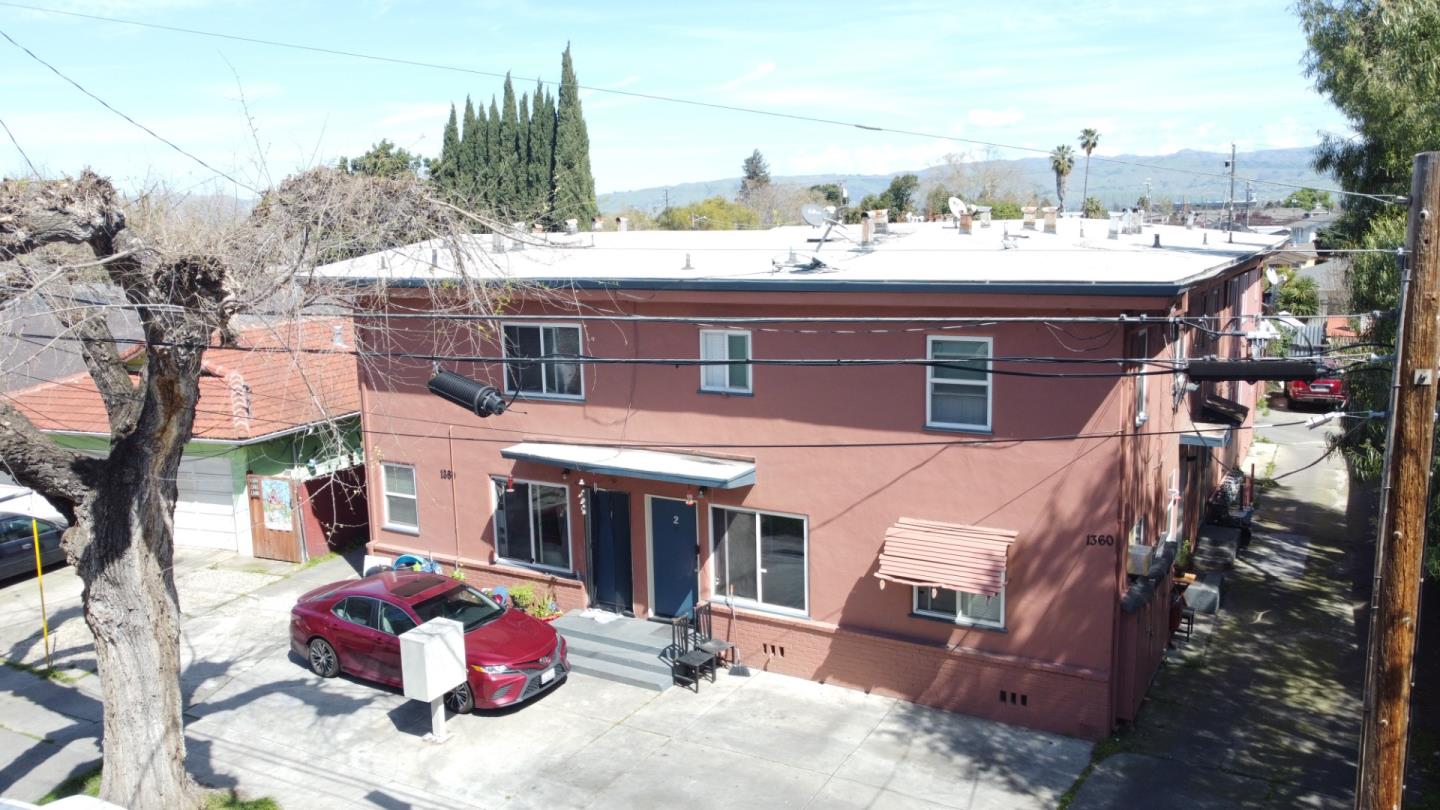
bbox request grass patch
[1255,435,1273,444]
[297,551,337,571]
[38,766,101,803]
[2,659,85,685]
[1056,729,1134,809]
[39,768,280,809]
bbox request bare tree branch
[0,400,87,519]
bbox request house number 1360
[1085,534,1115,546]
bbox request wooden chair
[693,602,736,668]
[670,615,717,692]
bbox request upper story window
[926,336,992,432]
[700,330,752,394]
[381,462,418,532]
[502,324,583,399]
[914,586,1005,630]
[494,478,572,572]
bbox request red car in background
[290,572,568,713]
[1286,369,1347,408]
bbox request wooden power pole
[1357,151,1440,809]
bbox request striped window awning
[874,518,1016,598]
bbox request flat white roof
[313,219,1286,294]
[500,442,756,489]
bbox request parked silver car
[0,512,66,580]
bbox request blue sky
[0,0,1348,197]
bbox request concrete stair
[552,612,674,692]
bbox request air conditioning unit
[1128,543,1156,577]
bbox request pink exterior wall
[358,272,1261,740]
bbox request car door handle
[21,543,31,550]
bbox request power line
[0,25,255,192]
[0,0,1402,205]
[0,113,38,177]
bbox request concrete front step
[553,614,676,692]
[566,655,674,692]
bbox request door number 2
[672,516,680,525]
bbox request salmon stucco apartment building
[315,214,1277,740]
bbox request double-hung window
[926,336,992,431]
[700,330,751,393]
[502,324,583,399]
[494,479,571,571]
[913,586,1005,629]
[381,463,418,532]
[711,506,807,615]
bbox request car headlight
[473,664,513,675]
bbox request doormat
[577,608,622,624]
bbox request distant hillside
[599,146,1329,214]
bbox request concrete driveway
[0,551,1091,809]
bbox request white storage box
[399,617,465,702]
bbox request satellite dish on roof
[948,197,968,218]
[1265,266,1281,287]
[800,203,828,227]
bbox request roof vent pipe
[618,217,629,232]
[1153,233,1161,248]
[860,212,873,246]
[512,223,526,250]
[565,218,579,235]
[1108,212,1123,240]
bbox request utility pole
[1227,143,1236,243]
[1356,151,1439,810]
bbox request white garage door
[174,455,239,551]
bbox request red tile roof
[875,518,1016,597]
[4,319,359,442]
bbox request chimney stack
[1022,206,1037,230]
[1042,207,1057,234]
[618,217,629,232]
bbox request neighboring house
[315,219,1274,740]
[1296,258,1349,314]
[4,319,366,562]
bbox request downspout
[448,425,461,569]
[1109,324,1127,730]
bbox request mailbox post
[399,617,466,743]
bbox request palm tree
[1050,145,1076,213]
[1078,128,1100,216]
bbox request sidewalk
[1069,418,1363,809]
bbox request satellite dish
[800,203,828,227]
[948,197,968,217]
[1265,266,1281,286]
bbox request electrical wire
[0,25,255,192]
[0,0,1405,205]
[0,113,38,178]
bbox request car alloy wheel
[444,682,475,714]
[308,638,339,678]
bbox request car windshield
[412,585,503,632]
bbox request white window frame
[1165,469,1180,541]
[380,462,419,534]
[491,477,573,573]
[699,329,752,394]
[501,322,585,400]
[925,335,993,432]
[708,504,809,618]
[1134,329,1149,427]
[912,585,1006,630]
[1130,514,1148,548]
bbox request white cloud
[1262,116,1301,149]
[784,139,955,177]
[720,62,776,91]
[378,103,452,128]
[967,107,1024,127]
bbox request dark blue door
[589,490,633,614]
[650,497,697,619]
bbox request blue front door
[650,497,697,619]
[589,490,633,614]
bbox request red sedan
[1286,371,1347,408]
[290,572,568,712]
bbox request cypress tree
[541,88,558,223]
[552,44,598,222]
[518,93,531,215]
[484,97,501,209]
[498,73,521,217]
[528,80,554,222]
[436,103,460,192]
[458,97,479,203]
